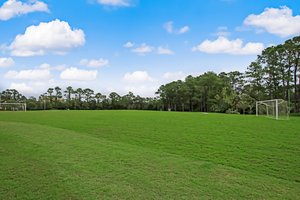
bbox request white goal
[0,103,27,112]
[256,99,289,120]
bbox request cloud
[244,6,300,37]
[130,43,175,56]
[38,63,51,69]
[163,21,190,34]
[97,0,132,7]
[123,41,134,48]
[132,43,154,55]
[60,67,97,81]
[0,57,14,68]
[9,82,33,94]
[10,19,85,56]
[215,26,231,37]
[164,21,174,33]
[80,58,109,68]
[0,0,48,21]
[5,69,51,80]
[163,71,186,81]
[192,36,264,55]
[123,71,153,82]
[178,26,190,34]
[38,63,66,71]
[157,46,174,55]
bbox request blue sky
[0,0,299,97]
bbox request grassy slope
[0,110,299,199]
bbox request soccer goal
[256,99,289,120]
[0,103,27,112]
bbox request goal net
[0,103,27,112]
[256,99,289,120]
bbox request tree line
[0,87,161,111]
[0,36,299,113]
[157,36,300,113]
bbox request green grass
[0,110,299,199]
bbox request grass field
[0,110,299,199]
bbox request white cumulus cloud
[0,0,49,21]
[10,19,85,56]
[38,63,66,71]
[5,69,51,80]
[178,26,190,34]
[123,71,153,82]
[97,0,131,7]
[163,21,190,34]
[192,36,264,55]
[132,43,154,55]
[244,6,300,37]
[60,67,97,81]
[9,82,33,94]
[123,41,134,48]
[129,43,175,56]
[157,46,174,55]
[80,58,109,68]
[0,57,14,67]
[215,26,231,37]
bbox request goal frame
[256,99,289,120]
[0,103,27,112]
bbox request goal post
[256,99,289,120]
[0,103,27,112]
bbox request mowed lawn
[0,110,299,199]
